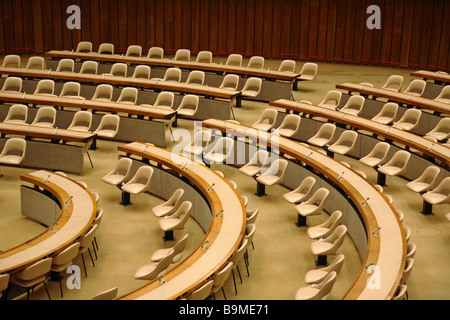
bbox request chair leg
[88,248,95,267]
[86,151,94,168]
[232,270,238,295]
[92,242,98,260]
[81,253,88,277]
[43,281,51,300]
[222,287,227,300]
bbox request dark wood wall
[0,0,448,70]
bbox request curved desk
[0,170,97,274]
[116,142,246,300]
[201,118,407,300]
[410,70,450,85]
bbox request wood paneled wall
[0,0,448,70]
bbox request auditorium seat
[307,123,337,147]
[298,62,318,81]
[152,188,185,218]
[219,74,240,90]
[247,56,264,69]
[158,200,192,241]
[94,114,120,139]
[225,54,243,67]
[241,77,263,99]
[376,150,411,186]
[116,87,138,105]
[10,258,53,300]
[392,284,408,300]
[120,165,154,205]
[406,166,440,194]
[306,210,343,240]
[134,249,175,280]
[304,254,345,284]
[421,177,450,215]
[97,43,114,55]
[381,75,404,92]
[424,118,450,142]
[310,225,347,266]
[187,280,214,300]
[106,63,128,77]
[33,79,56,96]
[3,104,28,125]
[251,108,278,131]
[239,149,270,177]
[294,187,329,227]
[132,65,151,79]
[67,110,93,132]
[79,60,98,74]
[162,67,182,82]
[186,70,205,85]
[337,95,365,115]
[278,59,296,73]
[0,274,9,299]
[56,58,75,72]
[91,287,118,300]
[0,138,26,176]
[1,54,20,68]
[326,130,358,157]
[31,106,56,127]
[101,157,133,187]
[246,208,259,225]
[147,47,164,59]
[273,114,301,137]
[176,94,199,118]
[358,141,390,168]
[195,50,213,63]
[182,129,212,157]
[211,261,233,300]
[59,81,82,99]
[255,158,288,197]
[203,136,235,165]
[392,109,422,131]
[434,85,450,104]
[92,84,113,101]
[230,239,249,294]
[371,102,399,125]
[76,41,92,53]
[1,76,22,93]
[125,45,142,57]
[50,242,80,298]
[295,271,337,300]
[153,91,175,109]
[174,49,191,61]
[150,233,189,263]
[283,176,316,204]
[403,79,426,96]
[25,56,45,70]
[318,90,342,110]
[78,224,98,277]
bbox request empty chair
[406,242,416,259]
[230,239,249,294]
[188,280,214,300]
[125,45,142,57]
[403,79,426,96]
[195,50,213,63]
[3,104,28,125]
[295,271,337,300]
[274,114,301,137]
[304,254,345,284]
[307,123,336,147]
[176,94,199,118]
[26,56,45,70]
[31,107,56,127]
[94,114,120,138]
[0,274,9,299]
[327,130,358,156]
[421,177,450,215]
[56,58,75,72]
[278,59,296,73]
[247,56,264,69]
[120,165,154,205]
[91,84,113,101]
[116,87,138,105]
[158,200,192,241]
[1,54,20,68]
[424,118,450,142]
[318,90,342,110]
[203,136,235,165]
[67,110,92,132]
[147,46,164,59]
[251,108,278,131]
[219,74,240,90]
[186,70,205,85]
[0,138,27,171]
[1,76,22,93]
[132,65,151,79]
[381,75,404,92]
[371,102,399,125]
[153,91,175,109]
[406,166,440,194]
[152,188,185,218]
[162,67,182,82]
[226,53,243,66]
[211,262,233,300]
[241,77,263,98]
[91,287,118,300]
[359,141,390,168]
[79,60,98,74]
[76,41,92,53]
[295,187,329,227]
[101,157,133,187]
[174,49,190,61]
[338,95,365,115]
[50,242,81,298]
[135,249,175,280]
[297,62,318,81]
[246,208,259,225]
[392,284,408,300]
[311,225,347,266]
[150,233,189,263]
[283,176,316,204]
[255,158,289,197]
[78,224,98,277]
[377,150,411,186]
[33,79,56,96]
[59,81,82,99]
[306,210,343,240]
[97,43,114,54]
[434,85,450,104]
[239,149,270,177]
[10,258,53,300]
[392,109,422,131]
[182,129,212,157]
[107,63,128,77]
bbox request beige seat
[153,91,175,109]
[120,165,154,205]
[1,76,22,93]
[424,118,450,142]
[50,242,80,298]
[246,208,259,225]
[377,150,411,186]
[116,87,138,105]
[295,271,337,300]
[106,63,128,77]
[203,136,235,165]
[147,47,164,59]
[176,94,199,117]
[26,56,45,70]
[238,149,270,177]
[392,109,422,131]
[31,106,56,127]
[134,249,175,280]
[295,187,329,227]
[251,108,278,131]
[274,114,301,137]
[56,58,75,72]
[211,262,233,300]
[158,200,192,241]
[182,129,212,157]
[10,258,53,300]
[318,90,342,110]
[78,224,98,277]
[162,67,182,82]
[188,280,214,300]
[247,56,264,69]
[152,188,185,218]
[381,75,404,92]
[0,274,10,299]
[195,50,213,63]
[406,242,416,259]
[255,158,288,197]
[359,141,390,167]
[1,54,20,68]
[33,79,56,96]
[186,70,205,85]
[67,110,92,132]
[132,65,151,79]
[230,239,249,294]
[406,166,440,194]
[0,138,26,173]
[219,74,240,90]
[278,59,296,73]
[76,41,92,53]
[150,233,189,263]
[311,225,347,266]
[3,104,28,125]
[226,53,243,66]
[421,177,450,215]
[283,176,316,204]
[101,157,133,187]
[327,130,358,156]
[338,95,365,115]
[401,258,414,299]
[434,85,450,104]
[241,77,263,98]
[174,49,191,61]
[91,287,118,300]
[392,284,408,300]
[298,62,318,81]
[371,102,399,125]
[403,79,426,96]
[307,123,336,147]
[94,114,120,138]
[79,60,98,74]
[97,43,114,54]
[92,84,113,101]
[243,223,256,263]
[306,210,343,240]
[304,254,345,284]
[125,45,142,57]
[59,81,82,99]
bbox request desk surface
[336,82,450,115]
[0,170,97,274]
[410,70,450,84]
[117,142,246,300]
[45,50,300,82]
[201,118,406,300]
[270,99,450,167]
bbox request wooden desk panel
[410,70,450,85]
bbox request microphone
[371,227,381,236]
[157,276,166,284]
[181,162,188,170]
[222,120,228,127]
[48,68,52,74]
[338,171,345,180]
[215,209,224,218]
[200,240,210,250]
[428,143,434,151]
[361,197,370,206]
[142,145,149,154]
[306,151,313,160]
[54,127,58,135]
[65,195,73,205]
[43,174,51,184]
[207,183,215,192]
[364,262,376,273]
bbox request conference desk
[116,142,246,300]
[201,118,406,300]
[336,82,450,116]
[410,70,450,85]
[0,170,97,275]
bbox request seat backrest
[132,65,151,79]
[68,110,92,131]
[79,61,98,74]
[231,239,248,265]
[111,157,133,178]
[14,258,53,281]
[219,74,240,90]
[325,225,347,246]
[34,79,55,95]
[97,114,120,130]
[315,271,337,300]
[404,79,426,95]
[300,62,318,77]
[435,85,450,100]
[247,56,264,69]
[387,150,411,169]
[309,188,329,207]
[117,87,138,104]
[154,91,175,108]
[279,114,301,131]
[2,77,22,92]
[33,107,56,125]
[177,94,199,112]
[226,54,243,66]
[319,90,342,106]
[126,45,142,57]
[92,84,113,101]
[26,56,45,70]
[243,77,262,92]
[4,104,28,123]
[56,59,75,72]
[335,130,358,147]
[213,261,233,288]
[188,280,214,300]
[316,123,336,139]
[92,287,118,300]
[110,63,128,77]
[415,165,440,185]
[377,102,399,119]
[130,165,154,187]
[257,108,278,124]
[172,233,189,261]
[98,43,114,54]
[246,208,259,224]
[76,41,92,53]
[60,81,81,97]
[79,224,98,248]
[340,95,365,112]
[174,49,191,61]
[186,70,205,85]
[52,242,81,266]
[432,177,450,195]
[382,75,403,91]
[399,108,422,124]
[163,67,182,82]
[196,50,212,63]
[429,117,450,134]
[2,54,21,68]
[1,138,26,157]
[0,274,10,293]
[278,59,296,73]
[324,210,343,230]
[147,47,164,59]
[248,149,269,166]
[401,258,414,283]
